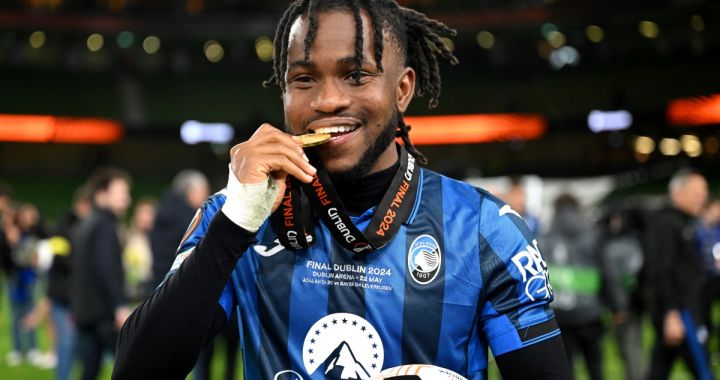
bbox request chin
[317,152,360,173]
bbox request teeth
[314,125,357,134]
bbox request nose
[311,79,351,114]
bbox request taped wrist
[221,165,279,232]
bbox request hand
[222,124,317,231]
[21,311,40,330]
[663,309,685,347]
[115,306,132,331]
[229,124,317,212]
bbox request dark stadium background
[1,0,718,219]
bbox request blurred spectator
[695,197,720,361]
[123,197,156,301]
[601,209,646,380]
[645,169,711,380]
[150,169,209,288]
[71,168,132,380]
[541,193,605,380]
[44,185,92,380]
[5,202,50,367]
[0,183,14,313]
[502,176,540,236]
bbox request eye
[289,75,315,88]
[346,70,372,84]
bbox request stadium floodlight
[587,110,633,133]
[180,120,235,145]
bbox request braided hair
[264,0,458,164]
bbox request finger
[250,124,304,150]
[252,143,314,174]
[262,154,315,183]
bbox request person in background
[542,193,605,380]
[0,183,15,326]
[5,202,50,367]
[123,197,156,302]
[41,185,93,380]
[601,209,646,380]
[645,168,710,380]
[71,168,132,380]
[695,197,720,363]
[503,176,540,236]
[150,169,209,290]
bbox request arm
[477,193,572,378]
[113,124,317,380]
[495,334,570,379]
[113,211,255,380]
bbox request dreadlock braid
[347,0,365,82]
[304,0,318,60]
[398,116,427,164]
[265,0,458,163]
[263,0,307,90]
[360,0,384,73]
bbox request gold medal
[298,133,331,147]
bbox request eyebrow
[287,56,374,71]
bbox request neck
[330,158,400,215]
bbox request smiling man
[113,1,570,379]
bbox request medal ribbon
[271,145,419,254]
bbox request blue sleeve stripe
[219,282,235,320]
[520,329,561,348]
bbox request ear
[395,66,415,114]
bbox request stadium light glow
[681,135,702,157]
[546,31,566,49]
[691,15,705,32]
[87,33,104,52]
[29,31,46,49]
[659,138,681,156]
[255,37,273,62]
[585,25,604,43]
[117,31,135,49]
[476,31,494,49]
[639,21,660,39]
[667,93,720,127]
[549,46,580,70]
[0,114,123,144]
[143,36,161,54]
[204,40,224,63]
[403,114,546,146]
[634,136,655,155]
[180,120,235,145]
[587,110,633,133]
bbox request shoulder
[175,189,228,254]
[420,168,489,203]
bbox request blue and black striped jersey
[170,168,558,380]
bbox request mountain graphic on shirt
[322,341,371,380]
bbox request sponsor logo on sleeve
[510,239,552,301]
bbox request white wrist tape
[221,164,279,232]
